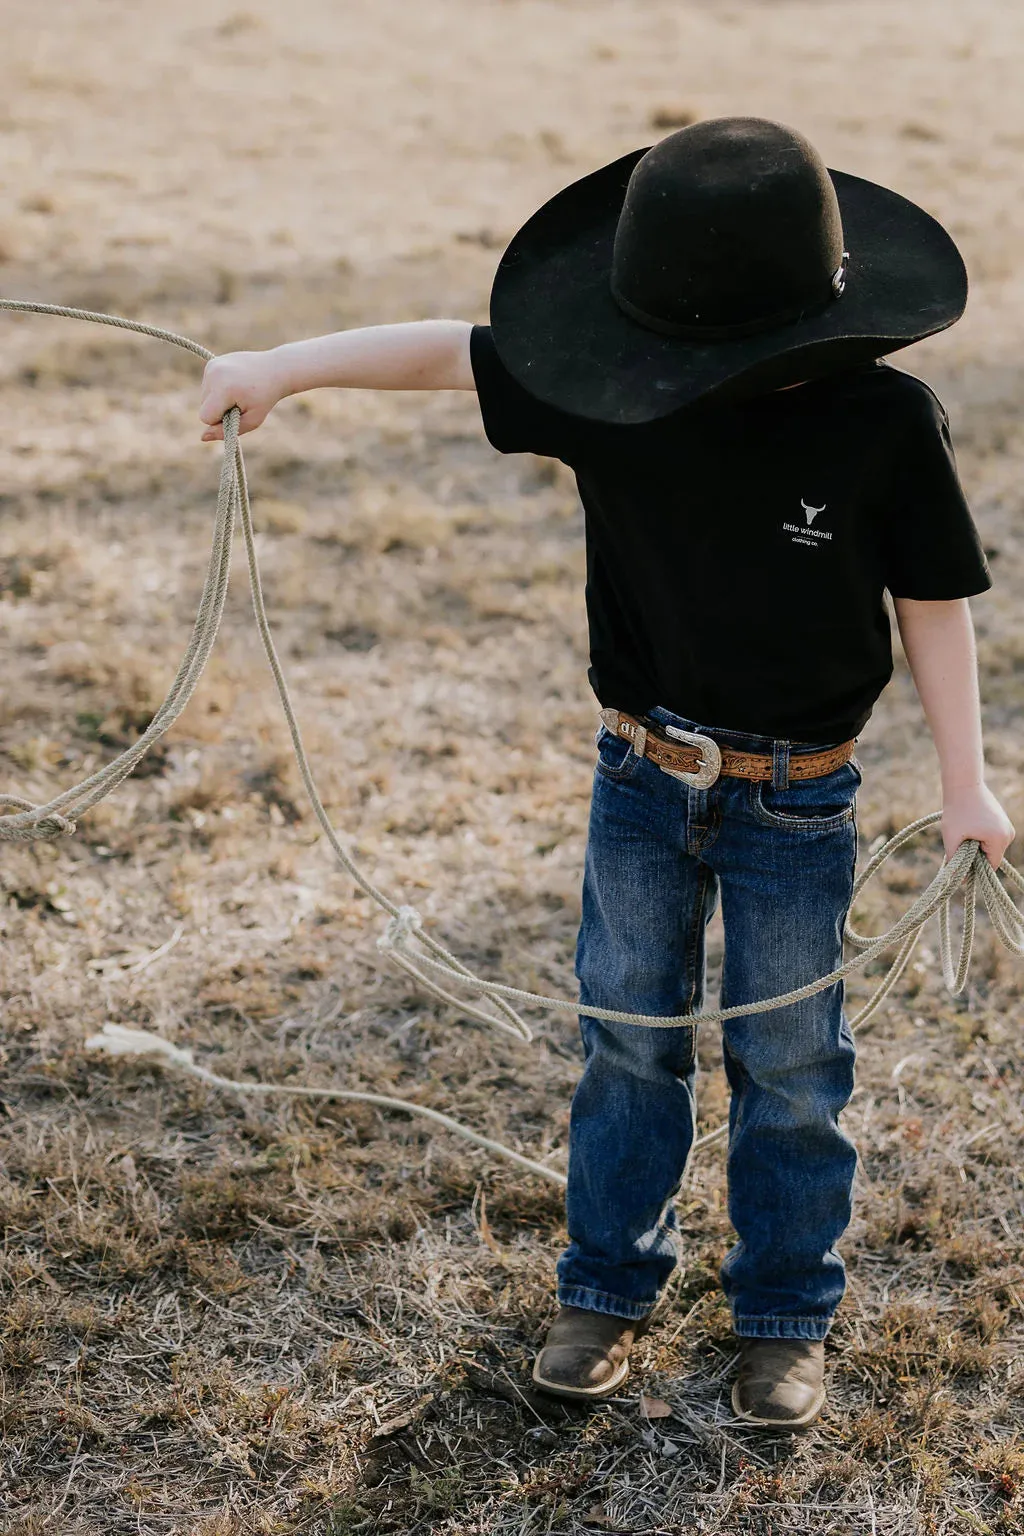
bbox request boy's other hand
[941,783,1015,867]
[199,350,290,441]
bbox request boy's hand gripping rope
[3,298,1023,1190]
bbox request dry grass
[3,1,1024,1532]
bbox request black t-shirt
[470,325,991,743]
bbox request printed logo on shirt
[783,497,832,548]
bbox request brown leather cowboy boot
[532,1305,650,1401]
[731,1338,826,1428]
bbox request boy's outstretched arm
[199,320,474,440]
[893,596,1014,866]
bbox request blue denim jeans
[556,705,861,1341]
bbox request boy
[198,119,1014,1428]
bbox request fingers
[984,831,1016,867]
[199,373,235,426]
[200,406,262,443]
[987,818,1016,867]
[941,824,1016,868]
[198,395,225,426]
[199,396,232,434]
[199,390,245,425]
[199,356,243,427]
[200,400,233,441]
[943,827,1014,868]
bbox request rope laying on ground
[3,298,1023,1191]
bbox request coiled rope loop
[3,298,1022,1188]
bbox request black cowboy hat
[489,117,968,425]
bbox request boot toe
[732,1376,823,1425]
[534,1344,623,1392]
[531,1308,639,1400]
[731,1340,826,1429]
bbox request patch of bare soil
[1,2,1022,1532]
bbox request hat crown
[611,118,846,337]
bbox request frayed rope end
[84,1023,195,1068]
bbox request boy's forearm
[893,596,985,793]
[272,319,475,396]
[199,319,473,439]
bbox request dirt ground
[1,1,1023,1532]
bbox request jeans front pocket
[750,758,862,832]
[594,724,643,783]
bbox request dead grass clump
[48,641,167,714]
[170,1240,250,1299]
[317,489,454,557]
[908,1448,951,1503]
[167,760,243,822]
[214,10,264,38]
[0,549,65,600]
[650,104,700,128]
[975,1442,1024,1505]
[242,751,305,823]
[897,1378,962,1437]
[75,701,172,778]
[939,1232,1009,1277]
[0,1302,48,1372]
[255,496,309,536]
[862,1173,966,1251]
[0,1177,40,1227]
[197,958,288,1019]
[963,1293,1012,1344]
[52,1403,112,1446]
[42,1205,168,1279]
[844,1408,900,1455]
[175,1167,291,1239]
[850,1300,1003,1393]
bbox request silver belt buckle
[660,725,722,789]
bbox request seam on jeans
[721,1032,748,1144]
[682,862,713,1028]
[694,790,722,858]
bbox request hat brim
[489,149,968,425]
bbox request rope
[0,301,236,844]
[77,1024,731,1188]
[379,815,1024,1032]
[3,298,1023,1192]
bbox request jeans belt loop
[772,739,791,791]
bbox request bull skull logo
[801,498,826,526]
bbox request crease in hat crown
[609,117,850,342]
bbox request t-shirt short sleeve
[470,324,580,461]
[881,379,992,600]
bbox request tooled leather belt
[600,708,856,790]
